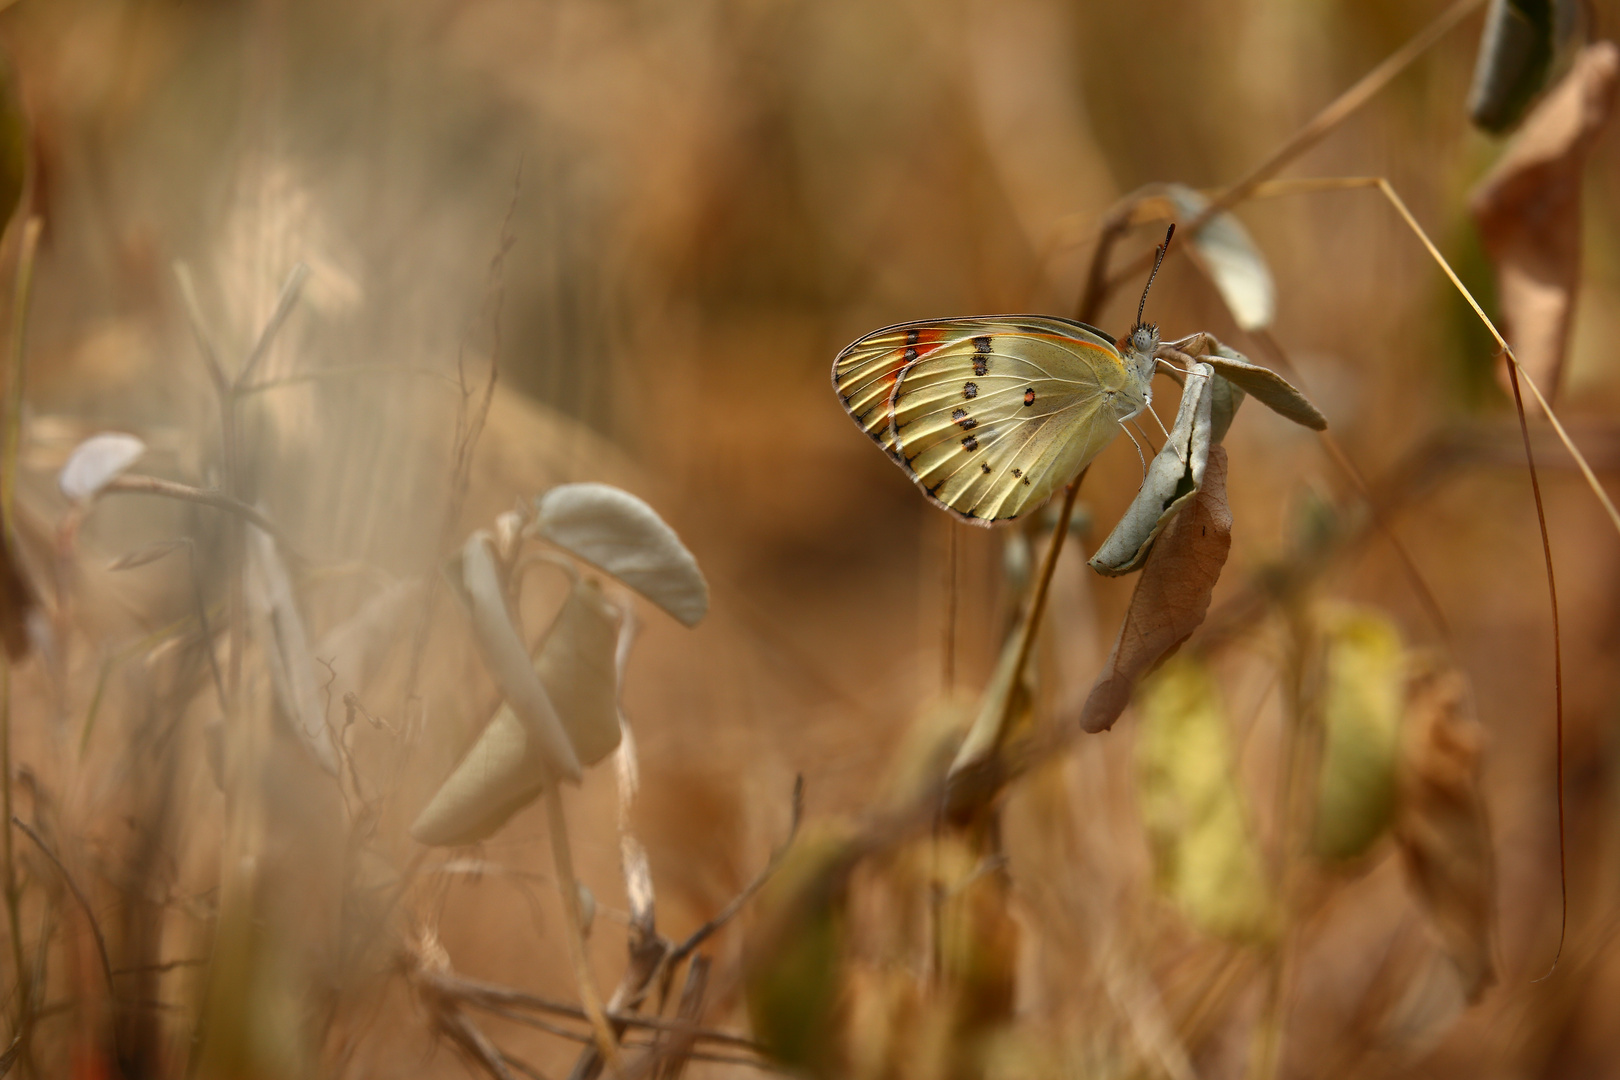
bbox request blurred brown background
[1,0,1618,1076]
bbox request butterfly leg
[1120,421,1148,483]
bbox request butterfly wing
[833,317,1143,525]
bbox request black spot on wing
[962,435,978,452]
[906,328,921,345]
[963,382,978,399]
[972,335,992,353]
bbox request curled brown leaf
[1395,663,1497,1002]
[1469,41,1619,399]
[1080,445,1232,733]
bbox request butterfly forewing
[832,324,958,454]
[833,317,1141,524]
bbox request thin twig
[1096,0,1488,300]
[419,970,762,1051]
[653,955,709,1080]
[1365,176,1573,974]
[667,776,804,968]
[98,475,306,560]
[0,217,40,527]
[237,365,462,396]
[236,262,311,388]
[0,663,22,1050]
[172,263,229,397]
[437,1005,519,1080]
[10,818,116,1011]
[1509,354,1567,979]
[942,519,957,693]
[501,1053,556,1080]
[111,958,209,976]
[973,474,1086,770]
[402,164,521,730]
[0,217,40,1057]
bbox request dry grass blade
[9,817,117,1053]
[235,262,311,388]
[1093,0,1488,299]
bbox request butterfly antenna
[1135,223,1176,332]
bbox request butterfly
[833,228,1175,526]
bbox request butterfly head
[1123,223,1174,387]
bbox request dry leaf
[1081,445,1232,733]
[454,530,582,782]
[1135,655,1272,941]
[247,526,339,775]
[947,632,1031,783]
[1467,0,1584,133]
[1395,664,1497,1002]
[411,578,626,845]
[1470,41,1618,398]
[1149,183,1277,330]
[1313,607,1405,862]
[58,433,146,503]
[1200,349,1326,431]
[1089,361,1214,576]
[409,710,538,846]
[533,483,709,627]
[1208,370,1246,445]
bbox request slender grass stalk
[0,216,39,1058]
[988,473,1085,747]
[0,660,23,1049]
[1248,608,1318,1080]
[544,783,622,1073]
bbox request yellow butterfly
[833,231,1174,526]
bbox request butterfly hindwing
[833,317,1144,525]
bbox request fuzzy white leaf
[457,531,583,782]
[534,483,709,627]
[59,433,146,502]
[409,708,542,846]
[1163,184,1276,331]
[535,578,623,767]
[411,579,627,845]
